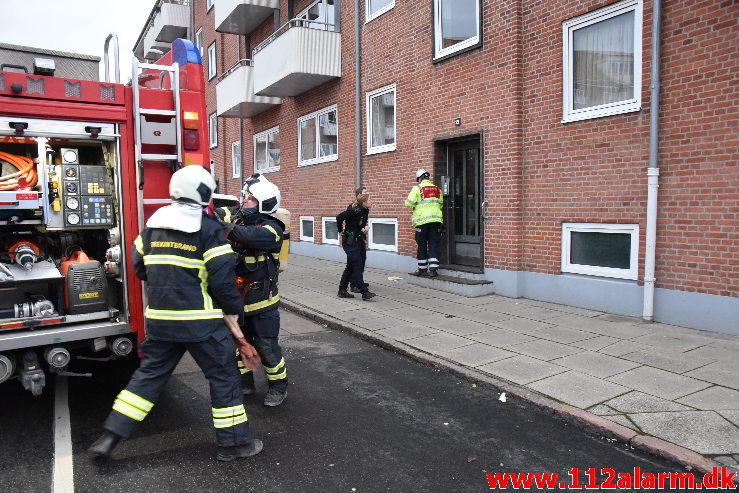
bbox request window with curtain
[298,105,338,166]
[434,0,480,59]
[366,84,396,154]
[562,0,642,122]
[254,126,280,173]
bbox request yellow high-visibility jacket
[404,179,443,227]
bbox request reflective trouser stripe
[236,348,253,375]
[244,294,280,313]
[264,357,286,381]
[428,257,439,268]
[112,389,154,422]
[212,404,248,429]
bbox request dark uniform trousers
[415,222,442,270]
[239,308,287,393]
[339,234,368,293]
[104,333,250,447]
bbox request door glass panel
[452,150,464,235]
[465,148,477,236]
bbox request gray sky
[2,0,156,81]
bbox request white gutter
[643,0,663,322]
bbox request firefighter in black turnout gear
[336,191,376,301]
[89,165,263,462]
[216,173,288,407]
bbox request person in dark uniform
[347,186,369,294]
[216,173,288,407]
[336,190,376,301]
[89,165,263,462]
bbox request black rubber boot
[263,388,287,407]
[428,268,438,278]
[88,430,122,459]
[350,286,362,293]
[337,289,354,298]
[415,269,428,276]
[241,372,256,396]
[216,439,264,462]
[362,291,376,301]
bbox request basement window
[300,216,315,242]
[323,217,339,245]
[368,218,397,252]
[561,223,639,280]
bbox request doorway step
[406,266,494,297]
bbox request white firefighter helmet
[415,168,430,181]
[242,173,281,214]
[169,165,216,206]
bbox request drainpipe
[354,0,362,187]
[643,0,662,322]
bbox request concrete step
[406,271,495,297]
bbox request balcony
[215,0,279,35]
[216,60,281,118]
[152,1,190,43]
[252,20,341,98]
[143,28,171,60]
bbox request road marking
[53,375,74,493]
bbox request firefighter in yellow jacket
[89,165,263,462]
[216,173,288,407]
[405,168,444,276]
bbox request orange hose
[0,151,38,190]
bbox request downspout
[354,0,362,187]
[643,0,662,322]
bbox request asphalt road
[0,310,683,492]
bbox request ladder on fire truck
[131,58,182,225]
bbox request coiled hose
[0,152,38,190]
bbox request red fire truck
[0,36,210,396]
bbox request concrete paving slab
[629,411,739,455]
[683,346,739,364]
[436,343,517,367]
[676,386,739,411]
[719,410,739,426]
[404,332,474,354]
[599,391,693,413]
[588,404,620,415]
[685,363,739,390]
[528,301,604,317]
[552,351,641,378]
[604,414,641,431]
[466,328,537,347]
[532,325,597,344]
[374,325,439,341]
[598,340,646,357]
[381,306,433,322]
[454,310,515,325]
[507,339,582,361]
[359,298,410,311]
[631,333,712,352]
[570,335,621,350]
[490,317,557,334]
[546,314,620,332]
[528,371,630,408]
[607,366,712,400]
[621,349,717,374]
[477,355,568,385]
[487,305,564,320]
[434,318,497,336]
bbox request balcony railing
[252,19,341,98]
[216,59,281,118]
[215,0,279,35]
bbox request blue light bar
[172,38,202,66]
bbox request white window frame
[366,83,396,155]
[562,0,642,123]
[322,217,339,245]
[368,218,398,252]
[231,141,241,179]
[433,0,481,60]
[561,223,639,280]
[296,0,337,30]
[297,105,338,167]
[207,42,216,80]
[253,125,280,174]
[194,28,203,56]
[206,0,214,12]
[300,216,315,242]
[208,113,217,148]
[365,0,395,23]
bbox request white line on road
[53,375,74,493]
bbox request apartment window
[561,223,639,280]
[300,216,315,242]
[195,28,203,56]
[207,42,216,80]
[322,217,339,245]
[368,218,397,252]
[298,105,338,166]
[433,0,480,59]
[297,0,337,31]
[206,0,214,12]
[208,113,217,148]
[562,0,642,123]
[231,141,241,179]
[254,126,280,174]
[366,0,394,22]
[366,84,396,155]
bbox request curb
[281,298,722,475]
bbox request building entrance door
[447,141,483,268]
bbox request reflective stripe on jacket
[405,179,443,227]
[131,213,243,342]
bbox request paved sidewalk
[279,254,739,472]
